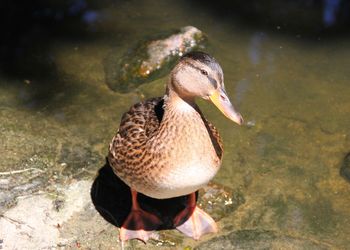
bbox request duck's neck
[164,87,197,114]
[152,87,205,145]
[150,87,216,167]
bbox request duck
[108,51,243,243]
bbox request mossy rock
[104,26,207,93]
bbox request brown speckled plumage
[108,51,242,200]
[108,95,223,199]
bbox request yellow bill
[209,88,243,125]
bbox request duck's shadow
[90,159,196,230]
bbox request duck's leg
[174,192,218,240]
[119,190,161,243]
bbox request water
[1,0,350,248]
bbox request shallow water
[1,0,350,248]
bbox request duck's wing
[108,97,164,179]
[197,111,224,161]
[118,97,164,138]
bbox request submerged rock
[195,229,330,250]
[104,26,206,92]
[340,152,350,182]
[198,183,245,222]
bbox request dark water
[0,0,350,248]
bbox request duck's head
[169,51,243,125]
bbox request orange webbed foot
[119,190,162,243]
[174,193,217,240]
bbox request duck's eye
[201,69,208,76]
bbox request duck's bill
[209,88,243,125]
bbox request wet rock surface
[104,26,206,92]
[0,157,49,214]
[0,180,96,249]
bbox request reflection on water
[323,0,342,27]
[0,0,350,248]
[249,32,266,65]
